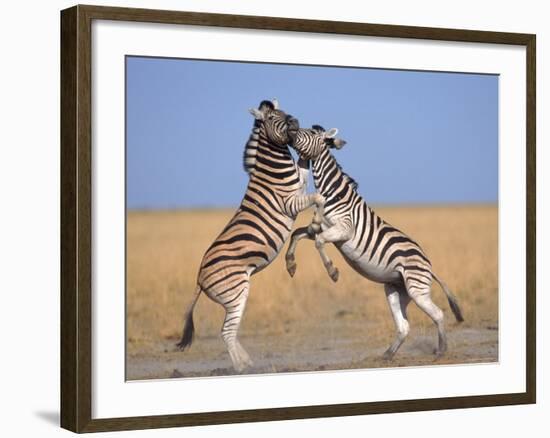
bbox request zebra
[176,100,325,372]
[285,125,464,360]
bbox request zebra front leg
[283,193,325,277]
[285,193,325,231]
[314,221,354,282]
[285,226,315,277]
[310,193,326,234]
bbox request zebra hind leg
[402,273,447,358]
[382,283,411,360]
[413,292,447,358]
[219,284,254,372]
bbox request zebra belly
[336,240,402,284]
[250,238,289,275]
[199,206,294,287]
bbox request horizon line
[127,201,499,213]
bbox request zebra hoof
[233,359,254,373]
[231,350,254,373]
[310,223,321,234]
[382,351,394,361]
[286,262,297,277]
[328,267,339,282]
[233,363,248,373]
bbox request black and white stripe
[176,101,325,371]
[286,125,464,360]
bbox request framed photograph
[60,4,536,433]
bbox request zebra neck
[312,150,341,195]
[251,138,297,186]
[243,124,292,170]
[312,149,359,198]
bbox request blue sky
[126,56,498,209]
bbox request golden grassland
[127,205,498,361]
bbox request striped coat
[177,101,324,371]
[286,125,463,360]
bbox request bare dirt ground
[126,206,498,380]
[128,325,498,380]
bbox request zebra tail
[176,285,202,351]
[432,273,464,323]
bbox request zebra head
[249,99,299,146]
[289,125,347,160]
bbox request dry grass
[127,205,498,357]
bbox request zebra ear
[249,108,265,120]
[332,138,347,149]
[272,98,280,110]
[324,128,339,139]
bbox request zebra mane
[242,118,262,174]
[311,125,359,191]
[243,100,278,174]
[311,124,325,132]
[340,165,359,191]
[343,169,359,191]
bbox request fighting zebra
[285,125,464,360]
[176,100,325,372]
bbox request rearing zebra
[177,100,325,371]
[285,125,464,360]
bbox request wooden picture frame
[61,4,536,433]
